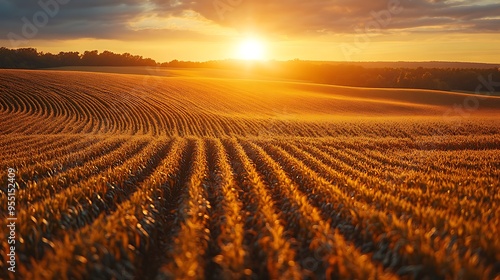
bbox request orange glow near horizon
[7,34,500,64]
[1,0,500,64]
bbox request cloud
[0,0,499,44]
[0,0,185,42]
[178,0,500,35]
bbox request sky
[0,0,499,63]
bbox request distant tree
[81,50,100,66]
[58,51,81,66]
[14,48,40,68]
[0,47,16,68]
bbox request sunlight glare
[237,38,266,60]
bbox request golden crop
[0,69,499,279]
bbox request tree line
[1,47,499,93]
[169,60,499,93]
[0,48,157,68]
[262,61,500,93]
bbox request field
[0,69,499,279]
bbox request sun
[237,38,266,60]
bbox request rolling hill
[0,68,499,279]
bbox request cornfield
[0,69,499,279]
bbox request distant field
[0,69,499,279]
[48,66,294,82]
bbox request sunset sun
[237,38,266,60]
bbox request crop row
[3,71,500,137]
[0,136,498,279]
